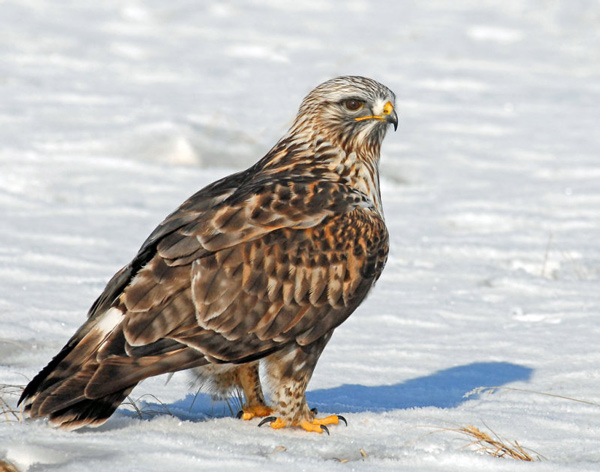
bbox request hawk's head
[293,76,398,154]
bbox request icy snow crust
[1,1,600,470]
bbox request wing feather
[77,180,386,390]
[180,207,387,356]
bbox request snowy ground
[1,1,600,470]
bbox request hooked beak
[383,101,398,131]
[354,101,398,131]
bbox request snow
[1,0,600,470]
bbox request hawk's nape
[19,76,397,433]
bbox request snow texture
[1,1,600,470]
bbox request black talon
[311,407,318,415]
[236,410,244,419]
[321,425,330,435]
[258,416,277,428]
[337,415,348,427]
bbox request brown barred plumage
[19,76,397,432]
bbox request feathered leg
[236,363,272,420]
[261,334,342,433]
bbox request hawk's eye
[343,99,364,112]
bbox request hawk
[19,76,397,433]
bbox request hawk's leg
[262,335,344,433]
[236,363,273,420]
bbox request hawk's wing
[86,167,251,320]
[66,178,387,398]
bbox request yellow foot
[237,405,273,421]
[313,415,343,426]
[258,415,347,434]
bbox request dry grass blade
[0,459,21,472]
[123,394,174,420]
[0,339,25,349]
[466,386,600,408]
[444,424,538,461]
[224,389,244,417]
[123,396,144,419]
[333,448,369,463]
[0,384,24,424]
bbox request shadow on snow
[117,361,532,423]
[307,361,533,413]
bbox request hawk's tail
[18,308,137,430]
[18,306,207,430]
